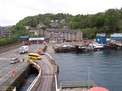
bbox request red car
[37,50,45,55]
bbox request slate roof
[111,33,122,37]
[46,29,79,33]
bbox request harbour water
[52,49,122,91]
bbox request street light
[88,65,92,89]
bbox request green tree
[92,13,105,28]
[44,18,50,26]
[81,28,97,39]
[105,9,119,33]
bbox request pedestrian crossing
[41,74,54,78]
[37,74,55,91]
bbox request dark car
[10,58,20,64]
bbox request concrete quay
[27,44,58,91]
[0,44,55,91]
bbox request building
[96,33,106,44]
[29,30,44,37]
[20,36,30,45]
[44,29,82,43]
[29,37,44,44]
[110,33,122,46]
[111,33,122,41]
[37,21,45,28]
[0,26,11,38]
[49,22,59,28]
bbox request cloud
[0,0,122,26]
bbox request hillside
[11,8,122,39]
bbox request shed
[96,33,106,44]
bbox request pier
[53,42,104,53]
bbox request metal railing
[26,61,41,91]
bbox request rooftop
[111,33,122,37]
[46,29,80,33]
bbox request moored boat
[89,42,104,50]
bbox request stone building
[44,29,82,43]
[0,26,11,38]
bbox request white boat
[89,42,104,50]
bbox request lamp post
[88,66,91,89]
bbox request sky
[0,0,122,26]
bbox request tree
[44,18,50,26]
[81,28,97,39]
[105,9,119,33]
[92,13,105,28]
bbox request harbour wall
[1,64,36,91]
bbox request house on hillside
[29,30,44,37]
[37,21,45,28]
[44,29,82,43]
[49,19,68,28]
[49,22,59,28]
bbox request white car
[10,58,20,64]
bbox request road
[0,44,42,85]
[36,44,56,91]
[0,47,29,85]
[26,44,56,91]
[0,44,56,91]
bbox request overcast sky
[0,0,121,26]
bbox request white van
[19,46,29,54]
[10,58,20,64]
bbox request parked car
[10,58,20,64]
